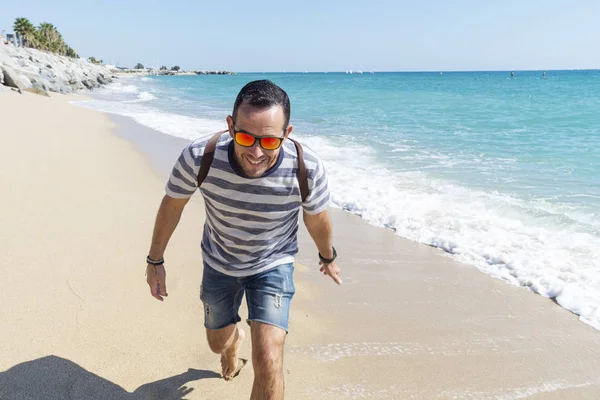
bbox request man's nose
[250,142,264,158]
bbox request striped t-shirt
[166,133,330,277]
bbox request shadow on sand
[0,355,221,400]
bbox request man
[145,80,341,399]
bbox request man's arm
[146,194,190,300]
[149,194,190,260]
[303,210,342,285]
[303,210,333,258]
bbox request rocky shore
[116,68,236,76]
[0,45,115,94]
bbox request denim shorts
[200,263,295,333]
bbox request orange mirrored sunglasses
[233,130,284,150]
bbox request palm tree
[38,23,57,51]
[38,23,71,54]
[13,17,39,48]
[14,17,79,58]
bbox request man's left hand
[320,261,342,285]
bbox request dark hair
[232,80,291,128]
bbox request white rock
[0,64,30,89]
[0,45,113,93]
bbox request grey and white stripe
[166,134,330,277]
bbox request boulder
[0,64,31,89]
[58,84,73,93]
[31,76,59,93]
[81,79,94,89]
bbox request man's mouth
[246,157,264,166]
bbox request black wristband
[318,246,337,264]
[146,255,164,265]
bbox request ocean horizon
[186,68,600,74]
[74,70,600,332]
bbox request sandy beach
[2,91,600,399]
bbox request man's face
[227,103,292,178]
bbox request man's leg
[200,263,245,379]
[250,322,286,400]
[206,324,246,380]
[244,263,295,400]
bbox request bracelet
[146,255,164,266]
[318,246,337,264]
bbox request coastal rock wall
[0,45,114,94]
[116,68,236,76]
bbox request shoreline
[2,91,600,399]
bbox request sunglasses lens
[235,132,255,147]
[260,137,282,150]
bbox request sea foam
[299,134,600,331]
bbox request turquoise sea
[77,70,600,330]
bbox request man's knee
[251,323,285,376]
[253,344,283,371]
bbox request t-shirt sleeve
[302,156,330,214]
[165,141,203,199]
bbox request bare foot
[221,327,246,381]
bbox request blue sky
[1,0,599,72]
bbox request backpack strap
[197,130,227,188]
[289,138,309,203]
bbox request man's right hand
[146,264,168,301]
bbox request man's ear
[284,124,293,139]
[226,115,234,138]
